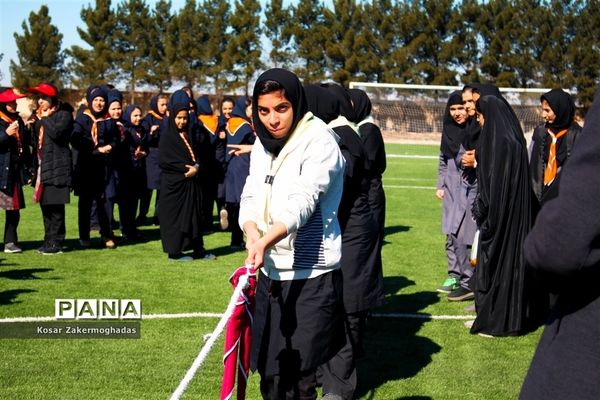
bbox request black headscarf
[149,95,163,116]
[323,83,356,122]
[252,68,307,156]
[440,91,467,158]
[463,82,506,151]
[123,104,141,129]
[196,95,213,116]
[232,96,250,121]
[347,88,372,123]
[541,89,575,132]
[160,102,194,168]
[304,84,339,124]
[85,85,108,118]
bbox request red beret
[28,82,58,98]
[0,88,26,103]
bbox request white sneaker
[4,242,22,253]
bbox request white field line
[384,185,436,190]
[0,311,474,323]
[387,154,438,160]
[384,177,437,182]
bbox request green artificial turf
[0,143,541,399]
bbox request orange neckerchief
[179,131,196,163]
[544,128,568,186]
[198,114,219,135]
[0,110,22,156]
[226,116,250,136]
[83,109,110,146]
[148,110,164,121]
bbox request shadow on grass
[356,276,441,399]
[383,225,411,246]
[0,288,37,305]
[0,268,53,280]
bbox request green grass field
[0,143,541,399]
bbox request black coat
[32,108,73,187]
[0,116,30,196]
[71,112,118,196]
[529,123,581,206]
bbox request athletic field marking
[387,154,438,159]
[384,177,437,182]
[0,312,474,323]
[384,185,436,190]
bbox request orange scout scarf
[83,109,110,146]
[543,128,568,186]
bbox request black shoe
[448,286,475,301]
[37,245,63,255]
[135,216,148,226]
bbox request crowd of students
[3,71,598,399]
[436,83,600,399]
[436,84,583,336]
[0,82,256,260]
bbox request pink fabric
[221,266,257,400]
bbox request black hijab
[471,94,537,335]
[252,68,307,156]
[541,89,575,132]
[440,91,467,158]
[123,104,141,129]
[323,83,356,122]
[463,82,506,151]
[85,85,108,118]
[161,102,194,163]
[347,88,372,123]
[304,84,339,124]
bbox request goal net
[349,82,554,144]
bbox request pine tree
[264,0,293,69]
[170,0,205,88]
[478,0,522,86]
[202,0,232,95]
[10,5,64,90]
[227,0,263,95]
[115,0,153,103]
[569,0,600,107]
[386,1,422,83]
[403,0,462,85]
[66,0,118,87]
[146,0,174,92]
[456,0,482,84]
[355,0,397,83]
[290,0,328,83]
[323,0,360,87]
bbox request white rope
[168,273,250,400]
[0,311,476,324]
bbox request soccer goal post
[349,82,555,143]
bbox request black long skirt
[251,270,345,377]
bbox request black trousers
[260,369,318,400]
[41,204,66,247]
[78,193,112,240]
[226,202,244,246]
[318,311,368,399]
[3,210,20,244]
